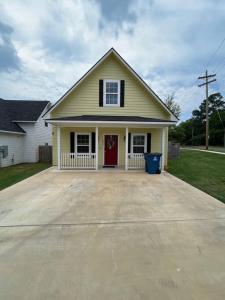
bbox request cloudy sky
[1,0,225,120]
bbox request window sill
[103,104,121,107]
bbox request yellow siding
[51,52,170,169]
[51,54,170,120]
[53,127,164,168]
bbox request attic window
[103,80,120,106]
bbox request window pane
[133,146,144,153]
[106,93,118,104]
[77,146,89,153]
[77,134,89,145]
[106,82,118,93]
[133,135,145,146]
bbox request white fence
[128,153,145,169]
[61,153,96,169]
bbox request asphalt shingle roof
[47,115,175,123]
[0,99,49,133]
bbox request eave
[46,119,176,128]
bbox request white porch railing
[61,153,96,169]
[128,153,145,169]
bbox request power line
[172,37,225,113]
[212,57,225,74]
[205,36,225,71]
[216,108,225,129]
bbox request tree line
[165,93,225,147]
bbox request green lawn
[0,163,51,191]
[168,150,225,203]
[182,146,225,153]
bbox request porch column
[125,127,128,171]
[57,126,61,170]
[95,127,98,170]
[161,127,165,171]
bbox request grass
[182,145,225,153]
[0,163,51,191]
[168,150,225,203]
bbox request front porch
[54,126,167,171]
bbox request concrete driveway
[0,168,225,300]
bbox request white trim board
[0,130,26,135]
[131,133,147,154]
[75,132,91,155]
[43,48,178,121]
[103,79,120,107]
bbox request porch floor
[53,166,146,173]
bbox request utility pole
[198,70,216,150]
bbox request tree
[209,111,225,146]
[171,92,225,146]
[169,119,194,144]
[192,93,225,146]
[165,94,181,119]
[169,124,186,143]
[192,93,225,122]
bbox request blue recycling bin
[145,153,162,174]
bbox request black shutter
[128,132,131,153]
[91,132,96,153]
[120,80,125,107]
[99,79,103,107]
[147,133,151,153]
[70,132,75,153]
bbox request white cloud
[0,0,225,120]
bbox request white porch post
[125,127,128,171]
[95,127,98,170]
[57,126,61,170]
[161,127,165,171]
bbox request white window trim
[103,79,120,107]
[131,133,147,154]
[75,133,91,154]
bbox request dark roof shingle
[47,115,175,123]
[0,99,49,133]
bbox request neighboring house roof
[44,48,178,121]
[0,99,50,134]
[47,115,176,125]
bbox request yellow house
[45,48,177,171]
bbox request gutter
[0,130,26,135]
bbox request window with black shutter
[147,133,151,153]
[120,80,125,107]
[70,132,75,153]
[99,79,103,107]
[91,132,96,153]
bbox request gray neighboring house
[0,99,52,167]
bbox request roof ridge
[2,99,49,102]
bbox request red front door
[104,135,118,166]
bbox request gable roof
[0,99,50,134]
[44,48,178,121]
